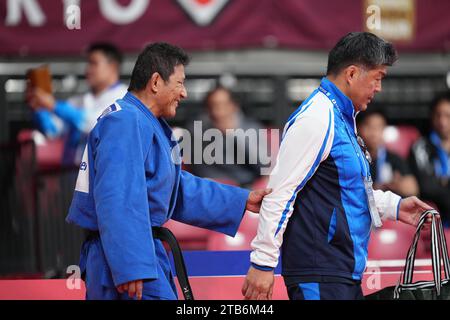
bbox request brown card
[27,65,53,94]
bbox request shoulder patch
[97,102,122,121]
[74,144,89,193]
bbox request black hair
[128,42,190,92]
[356,107,388,127]
[327,32,398,76]
[430,90,450,115]
[87,42,123,65]
[204,85,240,108]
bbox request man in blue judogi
[66,43,270,300]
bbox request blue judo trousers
[66,92,249,300]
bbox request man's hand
[246,188,272,213]
[242,266,274,300]
[26,86,56,111]
[116,279,143,300]
[398,196,437,231]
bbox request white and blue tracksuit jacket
[66,92,249,300]
[250,77,401,282]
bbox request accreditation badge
[364,176,383,228]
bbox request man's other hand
[398,196,437,231]
[242,266,274,300]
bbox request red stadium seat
[163,220,213,250]
[207,231,255,251]
[383,125,420,159]
[239,211,259,232]
[368,220,427,260]
[18,129,64,170]
[207,212,259,251]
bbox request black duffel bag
[366,209,450,300]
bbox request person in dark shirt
[410,91,450,225]
[187,86,264,187]
[357,109,419,197]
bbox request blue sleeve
[54,100,86,131]
[33,109,59,137]
[93,111,158,286]
[171,170,250,237]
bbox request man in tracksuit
[243,32,435,300]
[66,43,271,300]
[28,43,128,166]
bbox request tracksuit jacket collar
[320,77,357,129]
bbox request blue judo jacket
[66,92,249,299]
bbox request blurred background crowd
[0,0,449,280]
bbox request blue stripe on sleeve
[396,198,402,220]
[274,109,332,237]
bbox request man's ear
[148,72,161,94]
[344,65,358,85]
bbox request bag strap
[403,214,427,283]
[438,215,450,278]
[397,210,450,297]
[430,213,442,295]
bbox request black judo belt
[86,227,194,300]
[152,226,194,300]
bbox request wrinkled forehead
[366,65,387,77]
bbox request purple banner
[0,0,449,56]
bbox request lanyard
[318,86,371,179]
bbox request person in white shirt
[27,43,128,165]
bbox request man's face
[85,50,118,90]
[358,114,386,152]
[349,65,386,112]
[207,89,238,122]
[156,64,187,118]
[432,100,450,139]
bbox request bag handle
[399,210,450,296]
[438,215,450,278]
[404,210,450,283]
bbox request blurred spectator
[357,109,419,197]
[26,43,127,166]
[410,91,450,224]
[188,86,263,187]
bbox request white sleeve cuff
[250,249,279,269]
[374,190,402,221]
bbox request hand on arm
[245,188,272,213]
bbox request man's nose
[375,82,382,93]
[180,86,188,99]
